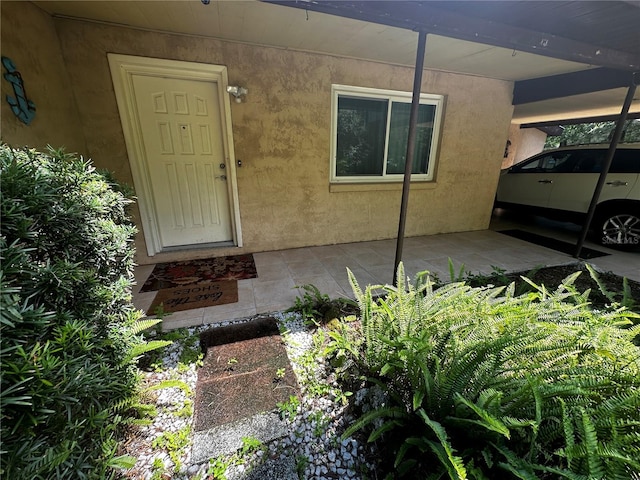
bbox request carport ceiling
[32,0,640,123]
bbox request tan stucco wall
[503,124,547,169]
[0,2,86,153]
[52,18,513,264]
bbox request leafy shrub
[287,284,358,324]
[0,144,153,479]
[343,264,640,479]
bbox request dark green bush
[0,144,146,479]
[342,264,640,479]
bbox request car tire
[595,209,640,249]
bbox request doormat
[148,281,238,315]
[141,254,257,292]
[498,229,610,259]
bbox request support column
[393,30,427,286]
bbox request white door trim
[108,54,242,256]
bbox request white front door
[108,55,242,256]
[132,75,231,247]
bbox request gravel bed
[120,312,373,480]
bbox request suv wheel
[597,210,640,248]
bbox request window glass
[513,153,573,172]
[542,153,573,172]
[611,150,640,173]
[514,157,542,172]
[331,85,443,183]
[336,97,387,176]
[386,103,435,174]
[571,151,604,173]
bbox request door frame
[108,54,242,256]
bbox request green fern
[130,318,163,335]
[123,339,172,364]
[340,262,640,479]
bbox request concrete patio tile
[132,264,155,293]
[305,244,346,259]
[337,242,380,256]
[402,244,449,260]
[252,251,284,268]
[253,279,298,312]
[280,247,317,264]
[365,239,396,256]
[351,251,392,270]
[330,264,372,281]
[289,275,348,299]
[401,259,434,279]
[402,236,434,248]
[255,262,290,281]
[589,256,640,282]
[133,291,156,313]
[133,217,637,332]
[420,235,455,247]
[477,251,542,271]
[322,255,363,273]
[286,260,330,278]
[364,264,396,286]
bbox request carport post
[393,30,427,286]
[574,75,638,258]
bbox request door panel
[549,173,638,213]
[547,150,639,213]
[496,151,579,208]
[496,173,554,207]
[131,75,232,247]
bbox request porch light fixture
[226,85,248,103]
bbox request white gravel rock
[121,312,371,479]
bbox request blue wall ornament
[2,56,36,125]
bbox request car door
[548,149,639,213]
[496,151,576,208]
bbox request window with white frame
[331,85,444,183]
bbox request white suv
[495,144,640,248]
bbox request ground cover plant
[329,263,640,479]
[0,144,165,479]
[454,262,640,314]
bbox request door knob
[215,174,227,181]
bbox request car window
[611,149,640,173]
[511,152,574,173]
[570,150,605,173]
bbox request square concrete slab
[194,317,298,432]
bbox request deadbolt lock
[219,163,226,169]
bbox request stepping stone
[191,411,289,464]
[192,316,299,460]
